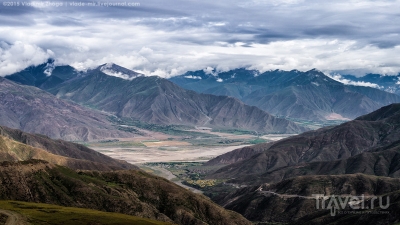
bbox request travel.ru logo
[312,194,390,216]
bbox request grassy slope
[0,201,173,225]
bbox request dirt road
[152,166,203,194]
[0,209,28,225]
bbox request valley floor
[87,129,293,163]
[86,129,294,193]
[93,144,250,164]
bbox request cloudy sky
[0,0,400,77]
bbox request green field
[109,116,217,138]
[282,117,346,129]
[211,129,259,135]
[0,201,174,225]
[144,162,227,189]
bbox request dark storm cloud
[0,4,38,15]
[0,4,38,26]
[304,24,360,36]
[124,0,400,50]
[79,6,187,20]
[1,0,399,49]
[253,31,297,44]
[370,40,399,49]
[0,16,36,26]
[48,17,85,27]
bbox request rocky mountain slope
[218,174,399,224]
[170,69,400,121]
[0,126,136,170]
[226,140,400,185]
[0,77,134,141]
[0,160,251,225]
[208,104,400,180]
[46,67,307,134]
[201,104,400,224]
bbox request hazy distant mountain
[5,59,80,90]
[0,77,134,141]
[208,103,400,180]
[47,66,307,134]
[5,60,145,90]
[341,73,400,95]
[170,69,400,121]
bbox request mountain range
[6,61,400,133]
[170,69,400,121]
[4,60,400,224]
[3,61,307,134]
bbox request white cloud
[0,41,53,76]
[327,73,382,88]
[43,61,55,76]
[216,78,223,82]
[2,36,400,79]
[184,75,202,79]
[203,67,218,76]
[1,0,400,78]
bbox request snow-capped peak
[44,60,55,76]
[99,63,143,80]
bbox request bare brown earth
[142,141,191,147]
[186,129,256,139]
[93,145,251,164]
